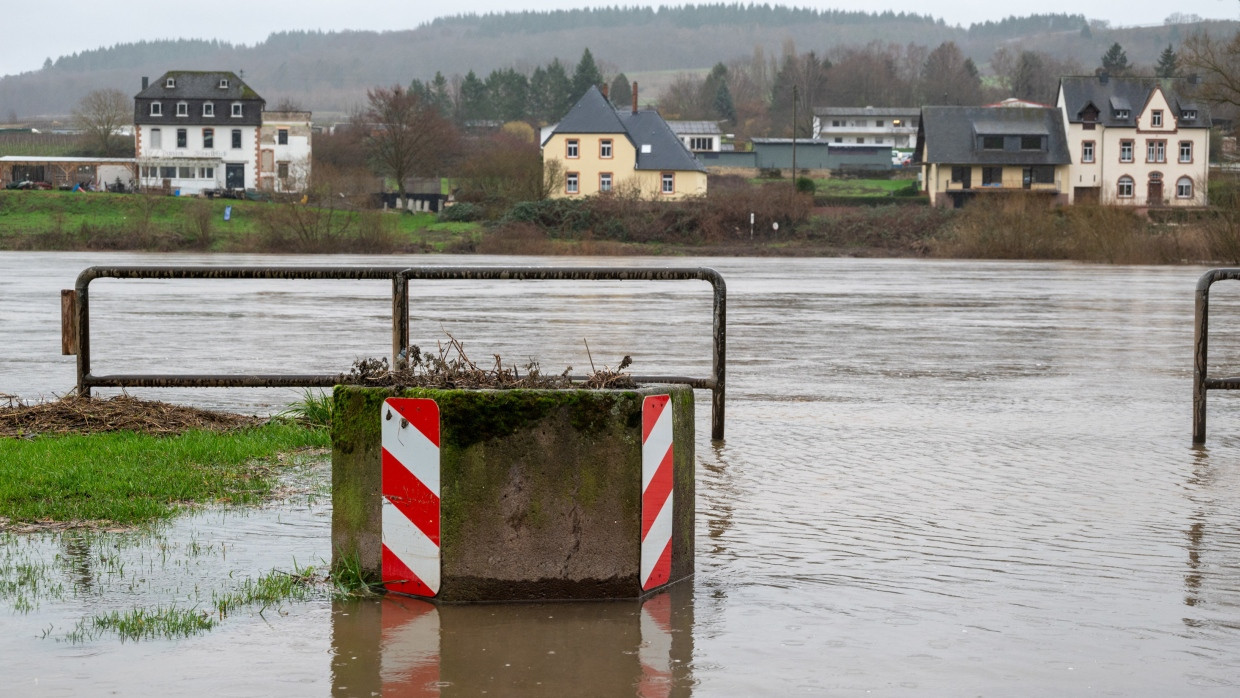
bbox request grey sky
[3,0,1237,78]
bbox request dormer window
[165,77,176,88]
[231,102,243,118]
[1182,109,1197,120]
[1115,109,1130,120]
[1151,110,1164,127]
[150,102,162,116]
[1020,135,1043,151]
[176,101,188,117]
[982,135,1004,150]
[203,102,214,117]
[218,79,229,89]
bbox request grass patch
[0,421,328,526]
[67,605,216,643]
[278,389,335,429]
[813,178,916,197]
[212,565,321,619]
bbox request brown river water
[3,251,1240,695]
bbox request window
[1028,166,1055,184]
[982,166,1003,186]
[1182,109,1197,120]
[1117,175,1134,198]
[1146,140,1166,163]
[876,120,884,127]
[1120,140,1134,163]
[1179,141,1193,163]
[203,128,214,148]
[176,128,187,148]
[832,120,841,127]
[178,166,193,179]
[218,78,229,89]
[856,137,864,144]
[599,172,612,192]
[689,136,712,151]
[600,139,613,158]
[150,102,162,117]
[150,128,162,149]
[159,166,176,179]
[231,102,243,117]
[565,172,579,194]
[203,102,215,117]
[1151,110,1163,127]
[199,167,214,179]
[661,172,675,194]
[231,129,242,149]
[833,137,842,143]
[950,166,969,184]
[982,135,1004,150]
[278,162,290,179]
[1020,135,1042,150]
[176,101,188,117]
[278,129,289,145]
[566,139,579,158]
[1082,141,1095,163]
[165,77,176,88]
[1115,109,1130,120]
[1177,176,1193,199]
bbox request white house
[666,120,725,152]
[133,71,311,195]
[1057,74,1210,206]
[812,107,921,148]
[258,111,312,193]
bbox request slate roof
[916,106,1070,165]
[813,106,920,118]
[666,120,722,135]
[135,71,262,101]
[551,87,705,173]
[1059,75,1210,128]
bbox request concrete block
[331,384,694,602]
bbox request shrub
[795,177,816,194]
[438,202,483,222]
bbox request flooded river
[3,251,1240,695]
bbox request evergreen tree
[430,72,452,118]
[571,48,604,101]
[528,66,551,123]
[545,59,575,117]
[1155,45,1179,78]
[1101,42,1130,74]
[458,70,489,123]
[486,68,530,122]
[609,73,632,107]
[713,81,737,124]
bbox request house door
[225,163,245,190]
[1147,174,1163,205]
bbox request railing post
[1194,276,1209,443]
[60,289,78,356]
[75,274,91,397]
[393,273,409,371]
[710,271,727,442]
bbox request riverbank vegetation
[4,175,1240,263]
[0,395,328,528]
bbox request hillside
[0,5,1236,119]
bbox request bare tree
[359,85,460,208]
[71,88,130,156]
[1182,30,1240,110]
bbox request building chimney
[601,83,609,100]
[632,81,639,114]
[141,76,148,90]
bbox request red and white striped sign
[382,398,441,597]
[638,592,674,697]
[641,394,674,591]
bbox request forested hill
[0,4,1229,118]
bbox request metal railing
[66,265,727,439]
[1193,268,1240,443]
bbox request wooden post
[61,289,78,356]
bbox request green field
[0,422,327,525]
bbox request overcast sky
[3,0,1237,78]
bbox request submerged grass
[0,421,328,526]
[278,389,335,429]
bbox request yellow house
[543,85,707,199]
[915,106,1072,208]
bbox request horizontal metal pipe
[85,374,348,388]
[84,374,714,390]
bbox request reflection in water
[332,584,694,697]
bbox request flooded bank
[3,252,1240,695]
